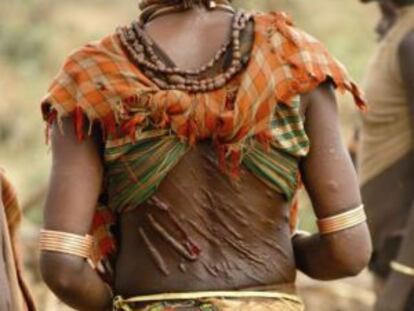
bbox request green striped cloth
[104,97,308,213]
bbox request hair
[379,0,397,14]
[391,0,414,6]
[139,0,232,10]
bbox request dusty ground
[298,272,375,311]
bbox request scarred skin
[357,1,414,310]
[40,6,372,311]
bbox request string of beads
[117,9,252,92]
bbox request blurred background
[0,0,380,310]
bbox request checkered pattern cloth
[0,170,37,311]
[41,11,366,273]
[1,171,21,239]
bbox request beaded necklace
[117,10,252,92]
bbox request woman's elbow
[334,249,371,277]
[40,252,86,297]
[328,225,373,278]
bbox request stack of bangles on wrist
[292,204,367,238]
[390,261,414,277]
[39,229,93,259]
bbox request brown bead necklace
[117,10,252,92]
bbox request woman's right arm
[40,119,112,311]
[293,82,372,280]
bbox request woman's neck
[145,5,230,29]
[140,1,233,25]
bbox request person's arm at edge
[293,82,372,280]
[39,119,112,311]
[373,29,414,311]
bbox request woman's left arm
[40,120,113,311]
[375,30,414,311]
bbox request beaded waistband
[113,290,303,306]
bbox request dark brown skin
[40,6,372,311]
[371,24,414,311]
[40,124,112,311]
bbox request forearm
[40,253,112,311]
[293,223,371,280]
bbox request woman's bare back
[115,143,296,297]
[114,9,298,297]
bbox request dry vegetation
[0,0,379,310]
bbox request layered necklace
[117,3,252,92]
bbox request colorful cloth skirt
[113,291,305,311]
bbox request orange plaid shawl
[41,11,366,271]
[41,11,365,145]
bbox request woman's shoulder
[252,10,340,65]
[40,34,120,133]
[250,10,366,109]
[40,31,152,141]
[253,10,319,44]
[57,32,126,72]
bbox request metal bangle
[39,229,93,259]
[390,261,414,277]
[317,205,367,235]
